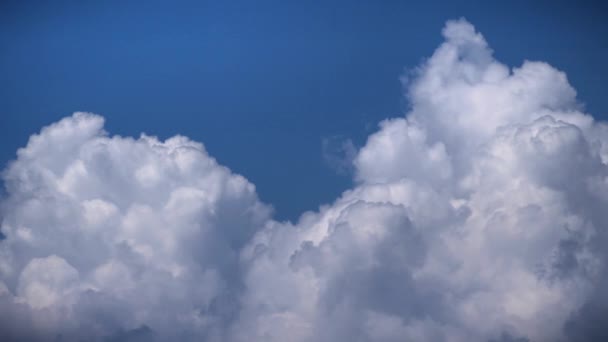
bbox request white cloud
[355,118,452,185]
[1,18,608,341]
[0,113,271,341]
[231,19,608,342]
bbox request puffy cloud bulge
[1,19,608,341]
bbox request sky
[1,0,608,221]
[2,2,608,342]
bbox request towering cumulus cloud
[1,19,607,341]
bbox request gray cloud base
[1,19,607,341]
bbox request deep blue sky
[1,1,607,221]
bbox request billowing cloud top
[1,19,608,341]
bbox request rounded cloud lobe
[2,19,608,341]
[0,113,271,341]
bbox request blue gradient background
[1,0,607,220]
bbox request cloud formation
[2,19,608,341]
[0,113,271,341]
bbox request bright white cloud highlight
[1,19,607,341]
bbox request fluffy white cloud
[1,18,608,341]
[231,19,608,342]
[0,113,271,341]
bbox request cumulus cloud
[0,113,271,341]
[1,18,608,341]
[232,19,608,342]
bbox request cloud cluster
[0,113,271,341]
[2,19,608,341]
